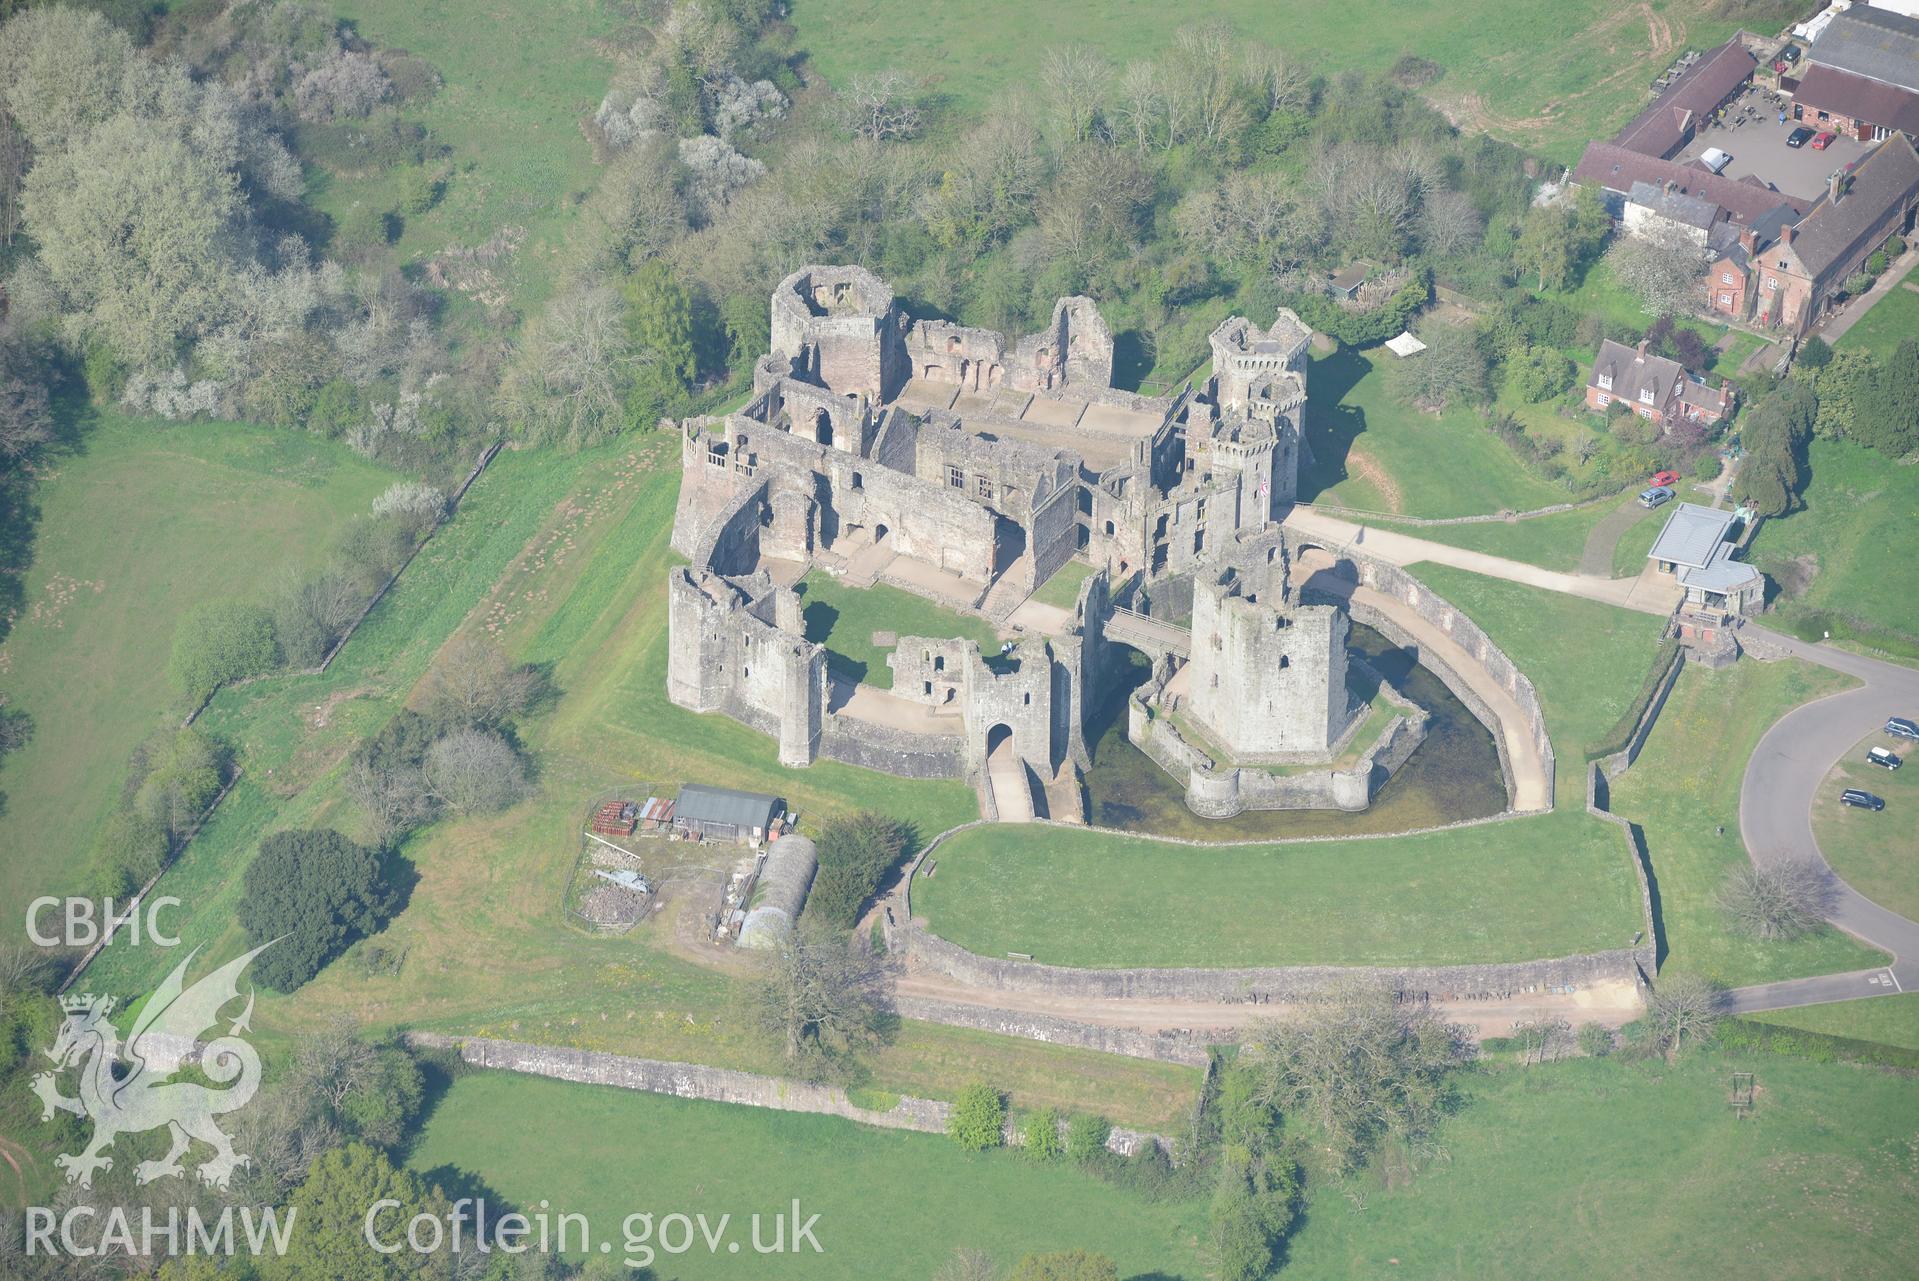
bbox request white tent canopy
[1384,332,1427,358]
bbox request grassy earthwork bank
[1280,1049,1919,1280]
[1748,439,1919,659]
[410,1071,1208,1280]
[0,413,400,918]
[1299,348,1568,518]
[1608,658,1890,987]
[1356,503,1621,574]
[1814,733,1919,924]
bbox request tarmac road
[1732,626,1919,1010]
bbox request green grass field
[1835,261,1919,362]
[1611,501,1669,577]
[409,1072,1208,1279]
[797,0,1759,165]
[1749,439,1919,656]
[1749,993,1919,1052]
[1609,659,1888,985]
[1300,350,1568,518]
[1815,735,1919,923]
[797,570,1002,688]
[317,0,615,316]
[1282,1050,1919,1280]
[915,809,1640,968]
[0,413,398,918]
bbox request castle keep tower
[1207,307,1311,511]
[1186,556,1356,760]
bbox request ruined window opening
[852,472,864,490]
[976,475,993,500]
[924,681,933,696]
[934,656,945,673]
[948,466,964,489]
[1022,693,1031,705]
[1103,520,1115,536]
[1278,655,1289,669]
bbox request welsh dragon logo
[32,943,270,1189]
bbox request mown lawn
[0,413,398,918]
[1300,349,1567,518]
[1029,558,1095,609]
[1609,659,1888,986]
[1611,502,1669,578]
[1282,1050,1919,1280]
[915,809,1641,969]
[410,1072,1208,1280]
[1815,733,1919,923]
[1835,260,1919,362]
[1748,439,1919,657]
[798,570,1002,688]
[1749,993,1919,1052]
[797,0,1757,165]
[1404,563,1666,804]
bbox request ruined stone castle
[667,265,1368,813]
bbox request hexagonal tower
[769,266,909,403]
[1208,308,1311,510]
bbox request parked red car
[1650,470,1680,488]
[1811,131,1837,150]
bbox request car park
[1811,131,1836,150]
[1786,126,1815,148]
[1841,789,1886,811]
[1638,485,1675,509]
[1867,747,1902,770]
[1888,717,1919,741]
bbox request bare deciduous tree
[1719,859,1832,940]
[291,1020,378,1111]
[933,1246,1001,1281]
[1511,1015,1573,1065]
[1647,974,1724,1061]
[1246,979,1465,1176]
[420,634,542,728]
[1419,188,1484,257]
[1040,46,1109,145]
[839,69,924,142]
[497,283,636,447]
[422,728,528,816]
[748,922,896,1082]
[344,757,430,848]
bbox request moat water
[1081,624,1507,840]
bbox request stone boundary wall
[819,716,963,780]
[1343,551,1555,809]
[1585,762,1659,983]
[891,996,1216,1066]
[893,917,1648,1003]
[404,1034,1171,1157]
[1604,649,1686,779]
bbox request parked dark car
[1866,747,1902,770]
[1840,789,1886,811]
[1887,717,1919,741]
[1786,126,1815,148]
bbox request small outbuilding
[673,784,783,844]
[738,833,819,949]
[1646,501,1764,624]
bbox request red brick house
[1586,339,1735,431]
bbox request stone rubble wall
[892,995,1216,1066]
[402,1033,1171,1157]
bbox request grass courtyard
[1748,439,1919,659]
[409,1072,1209,1280]
[797,570,1002,688]
[1815,733,1919,924]
[1609,659,1888,987]
[0,413,399,918]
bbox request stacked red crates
[590,800,638,836]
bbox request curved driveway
[1732,626,1919,1011]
